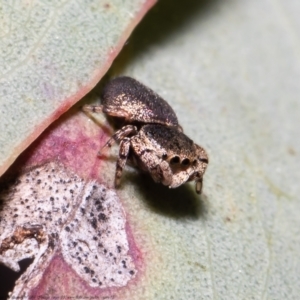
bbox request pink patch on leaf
[0,108,143,298]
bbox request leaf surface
[0,0,155,176]
[100,0,300,298]
[1,0,300,299]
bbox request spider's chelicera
[83,76,208,194]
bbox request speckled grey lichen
[60,182,135,287]
[0,162,136,298]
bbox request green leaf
[1,0,300,299]
[0,0,155,176]
[103,0,300,298]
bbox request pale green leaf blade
[101,0,300,299]
[0,0,155,176]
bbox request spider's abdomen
[101,76,180,128]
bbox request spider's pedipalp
[195,178,203,194]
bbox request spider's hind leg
[98,125,137,156]
[115,137,131,187]
[82,104,104,113]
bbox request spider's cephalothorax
[83,76,208,194]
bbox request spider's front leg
[98,125,137,156]
[115,137,131,187]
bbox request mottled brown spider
[83,76,208,194]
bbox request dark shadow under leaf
[0,258,33,300]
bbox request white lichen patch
[0,162,136,298]
[60,183,136,287]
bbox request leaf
[0,0,156,177]
[100,0,300,298]
[1,0,300,299]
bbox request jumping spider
[83,76,208,194]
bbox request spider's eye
[181,158,190,166]
[199,157,208,164]
[193,159,197,166]
[170,156,180,164]
[162,154,168,160]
